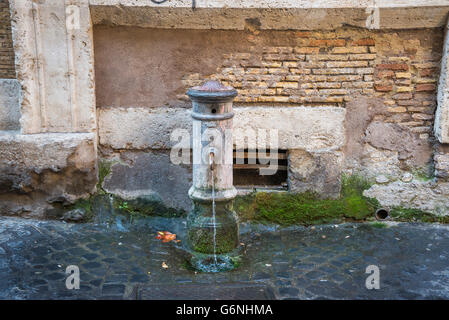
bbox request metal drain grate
[132,284,276,300]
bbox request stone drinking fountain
[186,81,240,271]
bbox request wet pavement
[1,215,449,300]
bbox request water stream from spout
[210,153,218,265]
[109,193,114,217]
[108,194,126,231]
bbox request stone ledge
[90,0,449,29]
[0,132,96,171]
[90,0,449,8]
[0,79,21,131]
[0,132,97,218]
[98,106,346,152]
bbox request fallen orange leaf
[156,231,178,243]
[162,234,176,243]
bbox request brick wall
[0,0,15,79]
[374,59,439,140]
[185,37,376,105]
[95,27,442,140]
[180,29,442,139]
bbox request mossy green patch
[62,159,186,222]
[370,222,388,228]
[230,255,242,268]
[65,198,94,222]
[390,207,449,223]
[188,224,238,254]
[97,159,185,219]
[235,175,379,226]
[97,160,112,193]
[112,195,185,218]
[181,259,197,272]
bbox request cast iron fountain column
[186,81,239,255]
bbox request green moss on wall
[112,195,185,218]
[96,160,185,218]
[97,160,112,193]
[235,175,379,226]
[64,198,94,222]
[390,207,449,223]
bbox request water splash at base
[190,253,236,273]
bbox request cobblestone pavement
[1,215,449,300]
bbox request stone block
[434,153,449,180]
[98,106,346,152]
[89,1,449,30]
[0,132,97,218]
[0,79,21,131]
[102,151,192,212]
[10,0,96,133]
[363,180,449,216]
[288,150,344,198]
[98,107,192,150]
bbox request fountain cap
[187,80,238,103]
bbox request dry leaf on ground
[155,231,178,243]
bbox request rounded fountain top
[187,80,238,103]
[191,80,235,92]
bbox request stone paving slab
[1,216,449,300]
[134,284,276,300]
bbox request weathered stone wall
[0,0,14,79]
[0,132,97,218]
[0,0,98,219]
[2,0,448,218]
[94,26,443,211]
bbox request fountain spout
[209,151,215,172]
